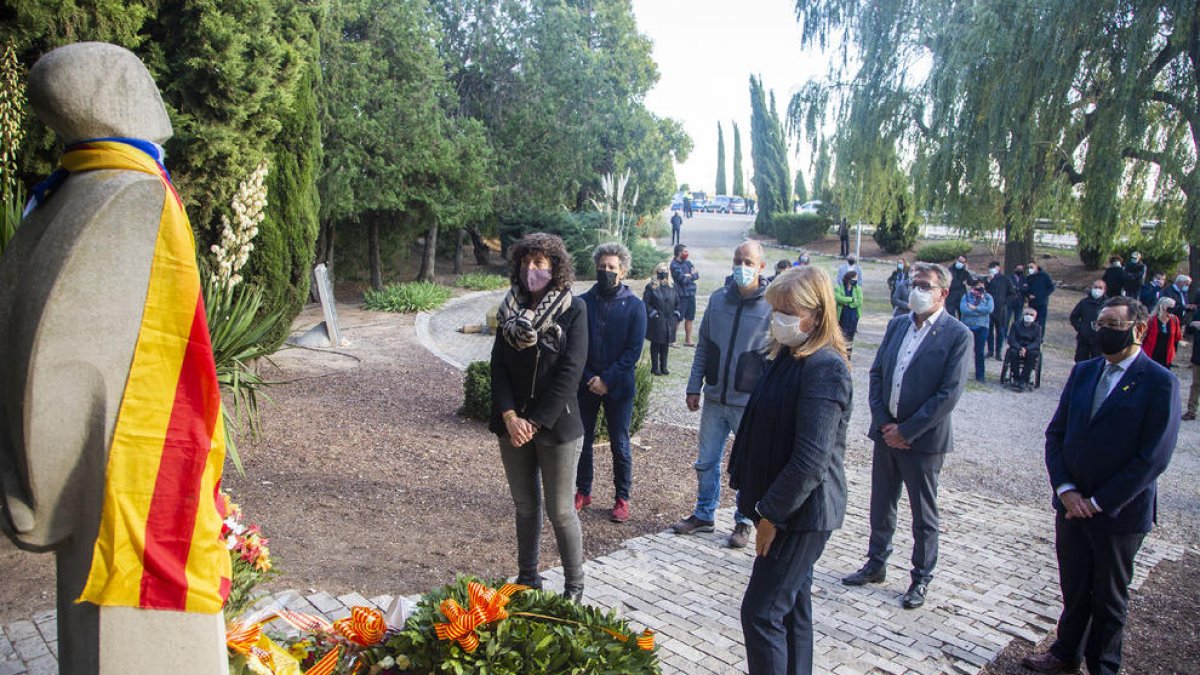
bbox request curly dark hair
[507,233,575,292]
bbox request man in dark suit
[1163,274,1195,322]
[842,262,972,609]
[1023,296,1179,675]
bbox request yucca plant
[203,271,283,474]
[0,184,22,255]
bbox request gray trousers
[866,441,946,583]
[499,434,585,593]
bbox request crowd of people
[486,231,1184,674]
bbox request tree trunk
[368,216,382,291]
[418,221,438,282]
[467,225,490,265]
[453,228,465,274]
[1003,223,1034,270]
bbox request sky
[630,0,833,196]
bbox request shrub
[462,361,492,422]
[918,240,972,263]
[872,191,919,253]
[1120,229,1189,278]
[773,212,831,247]
[461,357,654,441]
[357,577,658,674]
[628,238,667,279]
[456,272,510,291]
[364,281,452,313]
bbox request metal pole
[855,220,862,258]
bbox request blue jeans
[694,400,752,525]
[969,325,988,381]
[576,390,634,500]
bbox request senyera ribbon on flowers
[227,605,388,674]
[432,581,655,653]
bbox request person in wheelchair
[1006,307,1043,391]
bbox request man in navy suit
[1023,296,1179,675]
[842,262,972,609]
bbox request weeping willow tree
[790,0,1198,272]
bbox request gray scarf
[497,285,572,352]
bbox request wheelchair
[999,346,1042,389]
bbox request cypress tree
[715,121,727,195]
[732,122,744,196]
[794,169,808,204]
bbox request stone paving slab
[0,467,1184,675]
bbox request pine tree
[732,122,744,196]
[715,121,727,195]
[794,169,808,204]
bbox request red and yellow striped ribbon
[434,582,529,652]
[70,141,230,612]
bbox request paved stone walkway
[3,464,1183,674]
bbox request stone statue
[0,43,228,674]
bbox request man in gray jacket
[671,241,772,548]
[842,262,971,610]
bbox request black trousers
[1010,347,1039,383]
[867,442,945,583]
[1050,513,1145,675]
[839,236,849,256]
[741,530,831,675]
[649,342,670,373]
[671,225,681,246]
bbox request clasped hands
[1060,490,1100,519]
[504,413,537,447]
[587,376,609,396]
[880,422,910,449]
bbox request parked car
[692,199,708,212]
[709,195,732,213]
[729,197,747,214]
[798,200,823,214]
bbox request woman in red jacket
[1142,297,1182,367]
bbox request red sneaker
[574,492,591,511]
[610,498,630,523]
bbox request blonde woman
[1142,296,1182,367]
[643,261,679,375]
[727,266,852,674]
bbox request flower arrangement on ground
[221,491,279,617]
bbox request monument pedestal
[100,608,229,674]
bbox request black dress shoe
[902,581,927,609]
[841,564,886,586]
[1020,651,1081,673]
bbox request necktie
[1091,363,1123,419]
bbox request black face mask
[596,269,619,295]
[657,271,668,280]
[1097,326,1134,356]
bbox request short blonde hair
[763,266,849,361]
[650,261,673,287]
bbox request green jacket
[834,283,863,319]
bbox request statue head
[28,42,172,145]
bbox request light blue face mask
[732,264,757,287]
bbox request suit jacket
[1044,353,1179,534]
[868,311,972,453]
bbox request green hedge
[462,357,654,442]
[456,272,510,290]
[628,238,667,279]
[773,212,831,247]
[918,240,972,263]
[499,210,665,280]
[1120,231,1189,278]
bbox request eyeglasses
[1091,320,1136,331]
[911,281,941,292]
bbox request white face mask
[988,267,998,277]
[909,287,935,314]
[1023,314,1036,324]
[954,262,964,269]
[1091,288,1104,299]
[770,311,809,347]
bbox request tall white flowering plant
[0,42,26,255]
[202,161,284,474]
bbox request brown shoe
[1020,651,1081,673]
[1183,411,1197,421]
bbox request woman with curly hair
[489,233,588,602]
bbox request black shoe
[841,564,886,586]
[671,515,716,534]
[561,587,583,604]
[727,522,753,549]
[902,581,927,609]
[516,574,544,590]
[651,368,661,376]
[661,367,669,375]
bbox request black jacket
[1069,294,1106,343]
[489,296,588,443]
[948,265,972,306]
[729,347,850,533]
[1122,261,1146,296]
[643,282,679,345]
[1102,266,1125,298]
[985,272,1014,313]
[1026,270,1056,304]
[1007,320,1043,351]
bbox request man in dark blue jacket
[1024,297,1179,675]
[670,244,700,346]
[575,243,646,523]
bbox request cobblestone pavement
[4,465,1184,674]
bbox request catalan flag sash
[30,139,230,612]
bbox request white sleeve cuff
[1090,497,1102,512]
[1055,483,1077,496]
